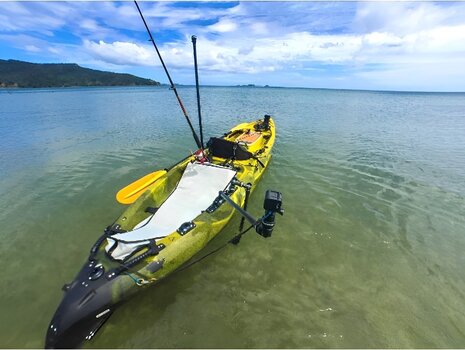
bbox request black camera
[256,190,284,238]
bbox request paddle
[116,169,167,204]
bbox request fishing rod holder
[255,114,271,131]
[231,178,252,191]
[218,189,283,238]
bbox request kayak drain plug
[89,264,105,281]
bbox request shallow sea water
[0,86,464,348]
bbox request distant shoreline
[1,84,463,94]
[0,59,160,89]
[2,59,463,93]
[0,84,166,89]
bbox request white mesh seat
[106,162,236,260]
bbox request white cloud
[353,2,465,35]
[354,25,465,66]
[0,2,64,35]
[48,47,60,55]
[208,19,237,33]
[24,45,40,53]
[0,33,48,51]
[363,32,402,47]
[2,1,465,91]
[83,21,465,75]
[250,22,268,36]
[84,40,157,66]
[80,19,101,32]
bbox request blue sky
[1,1,465,91]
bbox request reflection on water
[0,86,464,348]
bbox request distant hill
[0,59,160,88]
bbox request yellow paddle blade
[116,169,167,204]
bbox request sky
[1,1,465,92]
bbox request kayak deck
[106,162,237,260]
[96,117,275,290]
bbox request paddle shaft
[134,0,202,150]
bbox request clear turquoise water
[0,86,464,348]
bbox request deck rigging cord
[123,221,257,287]
[134,0,202,150]
[175,223,255,274]
[173,187,282,276]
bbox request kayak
[45,115,277,348]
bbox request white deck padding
[106,162,236,260]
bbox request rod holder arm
[218,191,259,226]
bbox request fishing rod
[134,0,203,150]
[191,35,204,149]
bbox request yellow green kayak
[45,115,279,348]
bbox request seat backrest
[207,137,253,160]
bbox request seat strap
[145,207,158,214]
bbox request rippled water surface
[1,86,465,348]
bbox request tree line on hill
[0,59,160,88]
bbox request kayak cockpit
[101,117,274,263]
[105,162,237,260]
